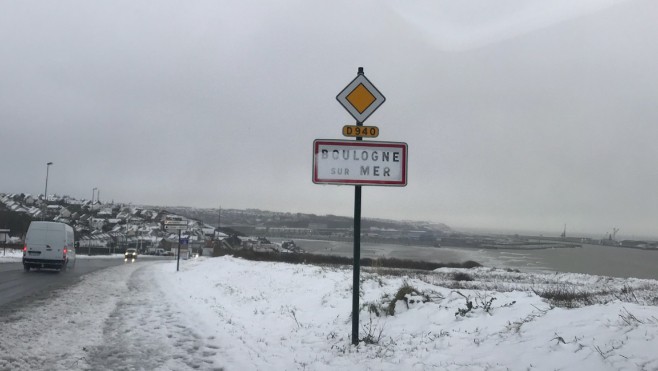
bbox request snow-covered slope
[1,256,657,370]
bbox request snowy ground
[1,254,658,370]
[0,248,34,261]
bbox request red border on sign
[312,139,408,186]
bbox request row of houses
[1,192,229,255]
[1,194,47,219]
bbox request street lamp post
[43,162,53,220]
[92,187,97,208]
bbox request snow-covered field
[1,254,658,370]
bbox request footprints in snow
[87,265,223,370]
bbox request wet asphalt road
[0,257,130,310]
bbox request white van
[23,221,76,272]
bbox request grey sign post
[314,67,408,345]
[164,220,188,271]
[0,229,9,256]
[337,67,384,345]
[333,67,391,345]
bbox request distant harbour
[273,238,658,281]
[478,243,579,250]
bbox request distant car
[163,251,174,256]
[155,248,165,256]
[124,248,138,261]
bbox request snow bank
[155,256,658,370]
[2,254,656,370]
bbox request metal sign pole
[351,67,366,346]
[352,183,362,345]
[330,66,393,345]
[177,229,181,272]
[1,229,7,256]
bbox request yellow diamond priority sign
[336,70,385,123]
[346,84,376,114]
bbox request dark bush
[452,272,474,281]
[533,286,598,308]
[214,248,481,271]
[461,260,482,269]
[386,283,421,315]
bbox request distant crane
[610,228,619,241]
[560,224,566,239]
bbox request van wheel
[23,265,30,272]
[60,262,68,273]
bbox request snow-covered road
[0,260,225,371]
[84,264,223,370]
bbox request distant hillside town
[0,192,225,255]
[0,192,451,255]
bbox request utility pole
[43,162,53,220]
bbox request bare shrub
[616,285,639,303]
[385,282,429,316]
[454,291,509,317]
[454,291,474,316]
[532,286,596,308]
[475,292,497,314]
[361,315,385,344]
[551,333,566,345]
[452,272,473,282]
[618,307,643,326]
[363,302,385,318]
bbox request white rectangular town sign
[313,139,407,186]
[164,220,188,231]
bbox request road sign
[165,226,187,232]
[324,68,402,346]
[1,229,8,256]
[342,125,379,138]
[165,221,188,231]
[165,220,187,226]
[336,72,385,123]
[179,237,189,245]
[312,139,407,186]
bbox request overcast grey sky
[2,0,657,239]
